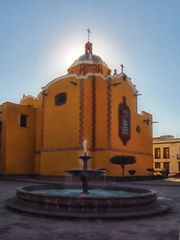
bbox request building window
[178,162,180,172]
[163,162,170,170]
[163,147,170,159]
[155,162,161,169]
[55,93,67,105]
[20,114,27,127]
[154,148,161,159]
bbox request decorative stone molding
[92,76,96,149]
[107,77,112,148]
[79,78,84,145]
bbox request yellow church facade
[0,41,153,177]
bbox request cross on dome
[87,28,91,42]
[120,64,124,74]
[85,29,92,54]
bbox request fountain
[65,139,106,194]
[6,140,170,219]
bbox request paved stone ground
[0,178,180,240]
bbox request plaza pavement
[0,177,179,240]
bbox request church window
[20,114,27,127]
[119,96,131,145]
[55,93,67,105]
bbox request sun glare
[64,45,83,69]
[44,33,127,79]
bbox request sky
[0,0,180,137]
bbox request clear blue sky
[0,0,180,137]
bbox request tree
[110,155,136,177]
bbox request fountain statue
[65,139,106,194]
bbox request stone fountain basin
[15,184,157,208]
[6,183,171,219]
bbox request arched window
[55,93,67,105]
[119,96,131,145]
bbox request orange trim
[42,147,152,156]
[107,77,112,148]
[79,78,84,145]
[43,147,81,152]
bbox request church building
[0,40,153,177]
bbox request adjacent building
[0,41,153,176]
[153,135,180,173]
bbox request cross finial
[114,69,117,75]
[120,64,124,74]
[87,28,91,42]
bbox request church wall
[3,102,36,174]
[20,95,43,174]
[34,98,43,174]
[34,120,42,173]
[81,75,111,170]
[90,151,111,173]
[0,73,153,177]
[0,104,7,173]
[92,151,152,176]
[111,76,136,149]
[42,77,80,149]
[105,75,153,176]
[40,150,82,176]
[39,76,81,175]
[67,74,153,177]
[94,76,109,149]
[20,95,43,152]
[82,76,93,152]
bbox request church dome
[75,53,102,63]
[67,42,110,77]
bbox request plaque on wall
[119,96,131,145]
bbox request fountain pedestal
[65,152,105,194]
[79,153,91,170]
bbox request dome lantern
[67,41,111,77]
